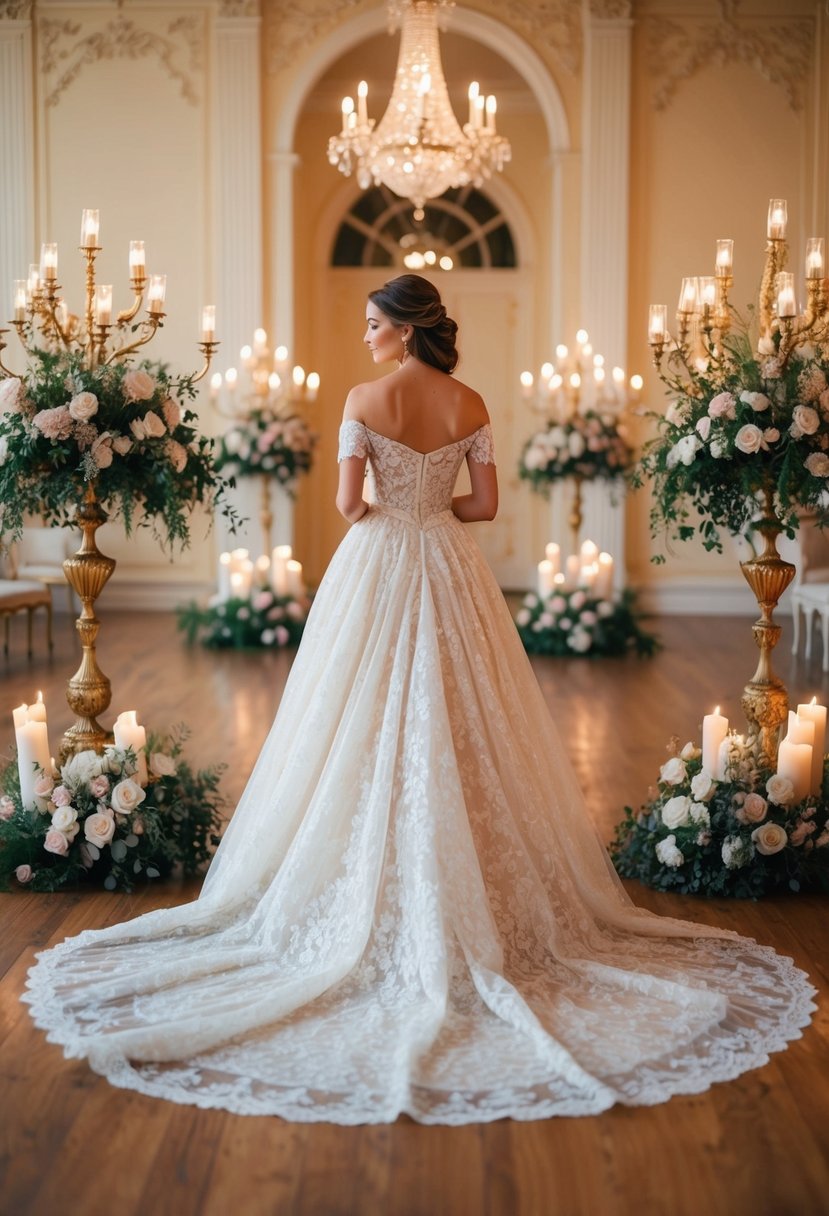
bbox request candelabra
[519,331,641,556]
[0,208,219,759]
[646,198,829,767]
[210,331,319,557]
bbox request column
[0,11,34,369]
[267,149,299,355]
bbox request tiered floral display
[215,408,317,496]
[519,409,633,494]
[515,587,657,658]
[0,730,225,892]
[178,585,311,649]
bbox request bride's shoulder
[450,377,490,430]
[343,380,381,422]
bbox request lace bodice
[338,421,495,526]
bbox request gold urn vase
[739,492,796,769]
[60,484,116,760]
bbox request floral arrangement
[515,587,658,658]
[216,407,317,495]
[0,728,225,892]
[612,735,829,898]
[177,587,311,649]
[0,349,235,548]
[518,409,633,494]
[634,329,829,555]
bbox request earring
[401,334,409,362]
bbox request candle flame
[811,695,817,705]
[36,690,43,703]
[714,705,720,715]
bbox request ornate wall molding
[264,0,362,73]
[220,0,259,15]
[0,1,32,20]
[588,0,632,18]
[645,0,814,113]
[39,12,204,108]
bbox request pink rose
[90,432,114,469]
[33,772,54,799]
[162,397,182,430]
[275,625,290,645]
[68,391,98,422]
[0,377,24,413]
[89,774,110,798]
[695,416,712,441]
[165,439,187,472]
[33,405,73,440]
[130,417,147,441]
[742,792,768,823]
[751,822,787,855]
[132,815,145,836]
[734,424,765,454]
[112,435,132,456]
[708,392,736,420]
[763,428,780,444]
[83,812,115,846]
[43,829,70,856]
[51,784,72,807]
[142,410,166,439]
[0,795,15,820]
[15,864,33,884]
[805,452,829,477]
[792,405,820,436]
[253,590,273,611]
[122,369,156,401]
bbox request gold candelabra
[0,208,219,759]
[647,198,829,764]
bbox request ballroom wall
[1,0,827,611]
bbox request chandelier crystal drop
[327,0,511,212]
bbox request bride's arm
[336,455,369,523]
[452,460,498,522]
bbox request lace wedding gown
[24,421,816,1123]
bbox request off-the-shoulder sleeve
[467,424,496,465]
[338,419,370,462]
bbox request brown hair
[368,274,459,374]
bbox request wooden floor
[1,608,828,1216]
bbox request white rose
[689,802,711,827]
[661,795,692,829]
[0,376,24,412]
[739,391,770,412]
[61,749,104,787]
[751,822,788,856]
[805,452,829,477]
[734,424,765,454]
[655,834,685,868]
[792,405,820,436]
[690,771,716,801]
[150,752,176,778]
[757,335,776,355]
[515,608,531,626]
[666,433,701,468]
[68,391,98,421]
[83,812,116,846]
[51,805,78,833]
[110,778,146,815]
[659,756,688,786]
[680,742,701,760]
[766,774,795,806]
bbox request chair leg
[27,607,34,658]
[3,613,8,657]
[792,600,801,655]
[45,601,53,652]
[805,607,815,659]
[822,611,829,673]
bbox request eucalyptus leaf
[146,866,160,878]
[86,843,100,860]
[110,840,128,862]
[125,833,139,847]
[103,875,117,890]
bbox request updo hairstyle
[368,274,459,374]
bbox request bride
[24,274,816,1124]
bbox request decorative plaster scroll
[588,0,632,18]
[219,0,260,16]
[0,1,32,19]
[264,0,362,73]
[474,0,581,75]
[646,0,813,113]
[40,12,204,108]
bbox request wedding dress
[23,421,816,1123]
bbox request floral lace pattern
[23,421,817,1124]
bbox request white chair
[14,525,77,614]
[790,519,829,669]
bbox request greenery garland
[0,728,225,892]
[515,587,659,658]
[612,736,829,898]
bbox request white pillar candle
[544,543,560,576]
[113,710,148,786]
[786,710,814,750]
[777,738,811,804]
[579,539,599,565]
[254,555,271,586]
[702,706,728,778]
[229,547,249,574]
[15,714,51,810]
[537,560,555,597]
[271,544,292,597]
[286,559,304,597]
[564,555,580,589]
[716,736,732,783]
[797,698,827,795]
[230,571,246,599]
[594,552,614,600]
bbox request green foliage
[515,587,659,658]
[518,409,632,496]
[177,589,310,648]
[215,407,317,497]
[0,348,238,549]
[0,726,225,893]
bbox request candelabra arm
[116,280,147,327]
[0,330,16,376]
[105,314,163,364]
[191,340,220,383]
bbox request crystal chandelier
[327,0,511,214]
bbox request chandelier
[327,0,511,214]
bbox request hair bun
[368,274,459,374]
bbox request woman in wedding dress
[24,275,816,1124]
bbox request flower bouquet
[0,728,225,892]
[0,349,235,548]
[612,736,829,898]
[177,586,311,649]
[518,409,633,496]
[216,408,317,496]
[515,587,658,657]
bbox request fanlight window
[332,185,517,270]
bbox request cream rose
[742,792,768,823]
[739,390,770,412]
[690,771,716,802]
[661,795,691,830]
[44,828,70,856]
[142,410,166,438]
[68,391,99,422]
[766,774,795,806]
[90,432,114,469]
[0,376,24,413]
[659,756,687,786]
[680,742,701,760]
[83,812,116,846]
[110,778,146,816]
[33,772,54,800]
[150,752,176,778]
[751,822,788,856]
[734,424,765,454]
[162,397,182,429]
[130,417,148,441]
[805,452,829,477]
[51,805,78,834]
[122,368,156,401]
[792,405,820,436]
[112,434,132,456]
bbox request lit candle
[225,367,238,395]
[40,242,58,281]
[579,562,598,590]
[274,344,289,371]
[777,738,811,804]
[797,698,827,795]
[341,95,354,133]
[787,709,815,749]
[230,571,245,600]
[94,284,112,326]
[129,239,145,281]
[15,709,51,811]
[474,94,485,128]
[113,710,148,786]
[271,544,292,597]
[776,272,797,318]
[80,208,100,248]
[714,239,733,277]
[677,277,698,315]
[13,279,26,321]
[579,539,599,565]
[292,365,306,389]
[357,79,368,124]
[200,304,216,342]
[648,304,667,345]
[537,559,555,597]
[594,552,614,599]
[629,374,643,394]
[306,372,320,401]
[767,198,787,240]
[28,691,47,724]
[564,554,580,589]
[286,559,304,598]
[702,706,728,778]
[485,95,496,131]
[468,81,479,126]
[698,276,716,313]
[544,542,560,576]
[519,371,534,399]
[27,263,40,300]
[147,273,166,314]
[805,238,825,280]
